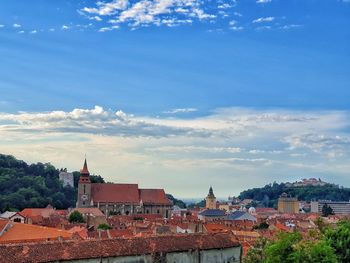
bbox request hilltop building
[76,159,172,218]
[285,178,327,187]
[277,193,300,214]
[205,186,217,209]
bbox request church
[76,159,172,218]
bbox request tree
[68,211,85,223]
[97,223,112,230]
[325,220,350,263]
[264,232,302,263]
[291,240,337,263]
[244,237,269,263]
[322,204,334,217]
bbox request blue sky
[0,0,350,198]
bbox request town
[1,157,349,262]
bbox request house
[0,211,26,223]
[226,211,257,223]
[0,221,74,243]
[198,209,226,222]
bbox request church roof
[91,184,140,204]
[90,184,172,206]
[139,189,172,205]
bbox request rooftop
[0,223,73,243]
[0,233,240,262]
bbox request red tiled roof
[0,219,10,233]
[0,223,73,243]
[20,208,55,218]
[0,233,240,262]
[71,208,105,217]
[91,183,140,204]
[139,189,172,205]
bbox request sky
[0,0,349,199]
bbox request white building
[311,200,350,215]
[59,170,74,187]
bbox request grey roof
[226,211,257,222]
[0,211,17,219]
[199,209,226,217]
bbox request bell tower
[77,158,92,208]
[205,186,217,209]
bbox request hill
[0,154,104,212]
[239,181,350,208]
[0,154,183,212]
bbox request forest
[0,154,103,212]
[239,181,350,208]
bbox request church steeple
[77,157,91,208]
[81,157,90,176]
[79,157,90,183]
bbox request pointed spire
[208,186,215,198]
[80,156,90,175]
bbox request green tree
[325,220,350,263]
[322,204,335,217]
[244,237,269,263]
[264,232,302,263]
[97,223,112,230]
[291,240,338,263]
[68,211,85,223]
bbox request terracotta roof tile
[139,189,172,205]
[71,208,105,217]
[0,223,73,243]
[91,183,139,204]
[0,233,240,262]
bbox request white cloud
[82,0,129,15]
[81,0,216,28]
[0,25,4,28]
[163,108,198,114]
[252,16,275,23]
[61,25,70,30]
[280,24,302,30]
[2,107,349,197]
[256,0,272,3]
[29,30,37,34]
[13,23,21,28]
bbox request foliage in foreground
[244,220,350,263]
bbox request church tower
[205,186,217,209]
[77,158,92,208]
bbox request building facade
[277,193,299,214]
[311,200,350,215]
[76,159,172,218]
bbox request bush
[97,223,112,230]
[68,211,85,223]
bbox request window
[13,218,21,223]
[157,210,160,214]
[146,210,149,214]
